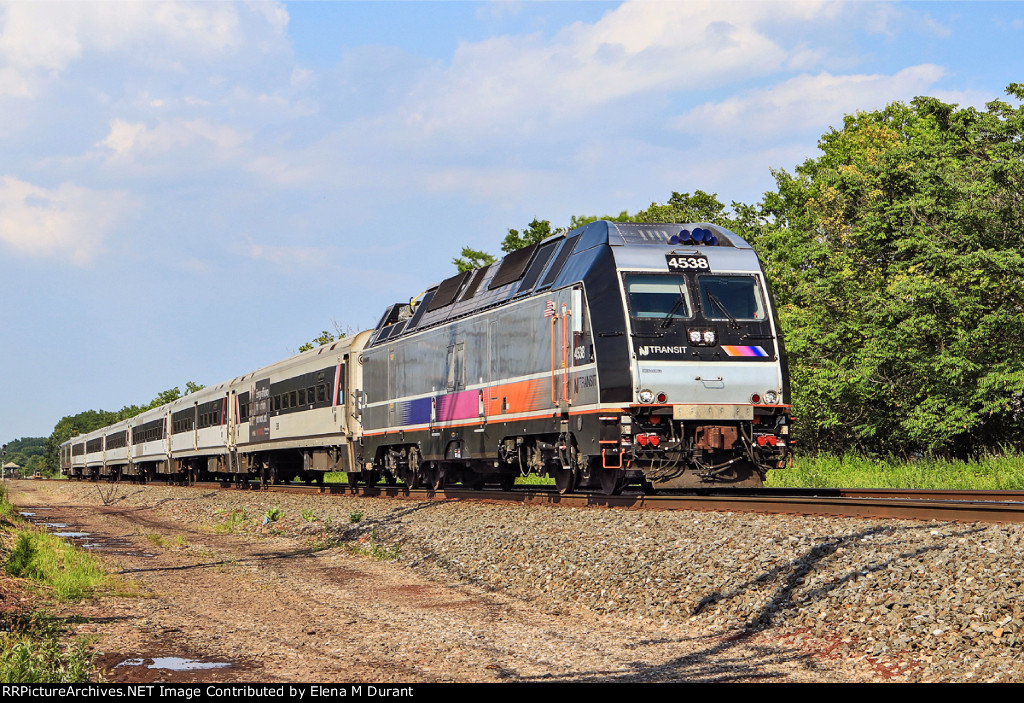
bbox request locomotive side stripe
[364,404,619,437]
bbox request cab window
[697,275,766,321]
[624,274,692,320]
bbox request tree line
[457,85,1024,459]
[39,382,204,475]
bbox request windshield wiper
[708,292,741,329]
[660,295,688,329]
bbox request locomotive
[62,220,792,494]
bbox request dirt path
[7,481,865,683]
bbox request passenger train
[61,221,792,494]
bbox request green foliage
[766,452,1024,490]
[299,330,338,353]
[500,218,563,253]
[6,533,37,577]
[214,508,249,534]
[347,528,401,560]
[264,506,282,523]
[349,510,364,524]
[454,219,563,272]
[43,382,204,475]
[0,484,15,522]
[453,247,497,274]
[0,437,46,477]
[3,530,106,600]
[751,85,1024,457]
[0,615,97,683]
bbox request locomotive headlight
[688,329,702,344]
[764,390,780,405]
[703,330,717,345]
[638,389,655,404]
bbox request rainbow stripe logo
[721,345,768,357]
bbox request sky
[1,0,1022,442]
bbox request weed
[6,533,37,578]
[3,531,105,601]
[215,508,249,534]
[0,615,98,683]
[0,483,18,521]
[766,452,1024,490]
[264,506,282,523]
[347,528,401,561]
[301,509,317,523]
[349,510,364,524]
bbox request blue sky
[1,1,1022,442]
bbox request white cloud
[0,2,288,94]
[672,64,947,140]
[400,0,842,139]
[238,242,335,269]
[0,176,133,263]
[99,118,251,161]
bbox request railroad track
[197,480,1024,525]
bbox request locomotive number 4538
[665,254,711,271]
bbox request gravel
[37,482,1024,681]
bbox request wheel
[424,465,445,491]
[498,474,515,492]
[364,469,380,487]
[599,468,625,496]
[554,467,576,494]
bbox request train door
[227,390,238,473]
[333,357,346,430]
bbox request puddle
[44,522,69,528]
[19,512,35,517]
[151,657,232,671]
[115,657,232,671]
[54,531,90,538]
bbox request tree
[750,84,1024,457]
[453,219,564,272]
[452,247,497,274]
[299,330,337,353]
[43,382,207,474]
[298,322,350,352]
[500,218,564,252]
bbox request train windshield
[624,274,692,319]
[697,274,766,321]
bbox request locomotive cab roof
[369,220,758,347]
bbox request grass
[346,528,401,561]
[766,452,1024,490]
[5,530,107,601]
[143,534,187,549]
[320,453,1024,491]
[0,614,97,683]
[0,484,103,682]
[213,508,249,534]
